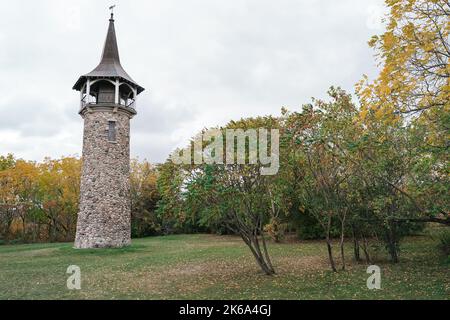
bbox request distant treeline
[0,156,161,244]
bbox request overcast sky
[0,0,386,163]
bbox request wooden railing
[80,97,136,110]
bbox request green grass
[0,233,448,300]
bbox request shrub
[264,218,287,242]
[292,209,340,240]
[437,229,450,256]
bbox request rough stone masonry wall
[75,107,132,248]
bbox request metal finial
[109,5,116,20]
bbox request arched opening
[90,79,116,104]
[79,78,138,109]
[80,83,97,107]
[119,82,136,108]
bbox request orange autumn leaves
[357,0,449,139]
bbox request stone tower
[72,12,144,248]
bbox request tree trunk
[239,231,275,276]
[385,226,399,263]
[22,216,26,240]
[326,238,337,272]
[351,225,361,262]
[260,233,275,273]
[325,216,337,272]
[339,217,346,270]
[361,235,371,264]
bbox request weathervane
[109,5,116,19]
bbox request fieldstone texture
[75,105,135,248]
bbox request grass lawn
[0,233,448,300]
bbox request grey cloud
[0,0,385,163]
[133,95,199,135]
[0,96,72,137]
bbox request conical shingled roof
[73,14,145,94]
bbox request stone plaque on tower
[72,11,145,248]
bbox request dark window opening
[108,121,116,142]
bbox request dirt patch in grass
[107,255,332,297]
[88,258,259,298]
[276,255,329,274]
[184,235,243,246]
[182,241,242,251]
[12,247,59,258]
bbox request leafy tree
[0,154,15,171]
[130,159,161,237]
[156,160,192,234]
[357,0,449,132]
[38,157,81,242]
[158,116,282,275]
[282,88,359,271]
[357,0,449,227]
